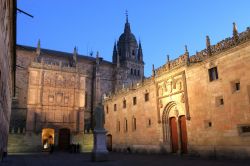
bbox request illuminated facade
[104,24,250,158]
[8,16,144,152]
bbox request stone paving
[1,152,250,166]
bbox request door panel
[170,117,178,153]
[179,116,188,153]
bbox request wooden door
[169,117,178,153]
[106,134,112,151]
[58,128,70,150]
[179,116,188,153]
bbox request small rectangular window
[132,117,136,131]
[123,100,126,108]
[215,96,224,107]
[117,121,120,132]
[114,104,117,111]
[145,93,149,102]
[204,120,212,129]
[133,97,137,105]
[231,80,240,93]
[238,125,250,136]
[124,119,128,132]
[208,67,218,81]
[235,82,240,91]
[106,105,109,114]
[147,119,152,128]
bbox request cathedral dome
[117,16,138,47]
[118,32,138,46]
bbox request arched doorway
[169,117,178,153]
[42,128,54,150]
[162,101,188,154]
[106,134,112,151]
[58,128,70,150]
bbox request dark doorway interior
[106,134,112,151]
[58,128,70,150]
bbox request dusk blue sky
[17,0,250,77]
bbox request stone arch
[162,101,188,153]
[162,101,177,142]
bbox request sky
[17,0,250,77]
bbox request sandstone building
[0,0,16,158]
[7,8,250,158]
[8,16,144,152]
[104,24,250,158]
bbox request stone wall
[186,41,250,158]
[0,0,15,154]
[104,31,250,158]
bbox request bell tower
[113,12,144,90]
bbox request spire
[126,10,128,23]
[185,45,188,54]
[117,49,120,68]
[167,54,170,70]
[124,10,131,34]
[206,35,212,56]
[233,22,239,43]
[152,64,155,77]
[36,39,41,56]
[73,46,77,64]
[138,40,143,62]
[184,45,190,65]
[112,41,118,63]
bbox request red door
[179,116,188,153]
[169,117,178,153]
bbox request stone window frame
[144,92,149,102]
[204,120,212,129]
[147,118,152,128]
[215,96,224,107]
[208,66,219,82]
[231,79,240,93]
[238,124,250,136]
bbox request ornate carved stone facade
[9,16,144,152]
[104,24,250,158]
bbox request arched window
[134,69,136,75]
[138,70,140,76]
[131,68,133,75]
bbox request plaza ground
[1,152,250,166]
